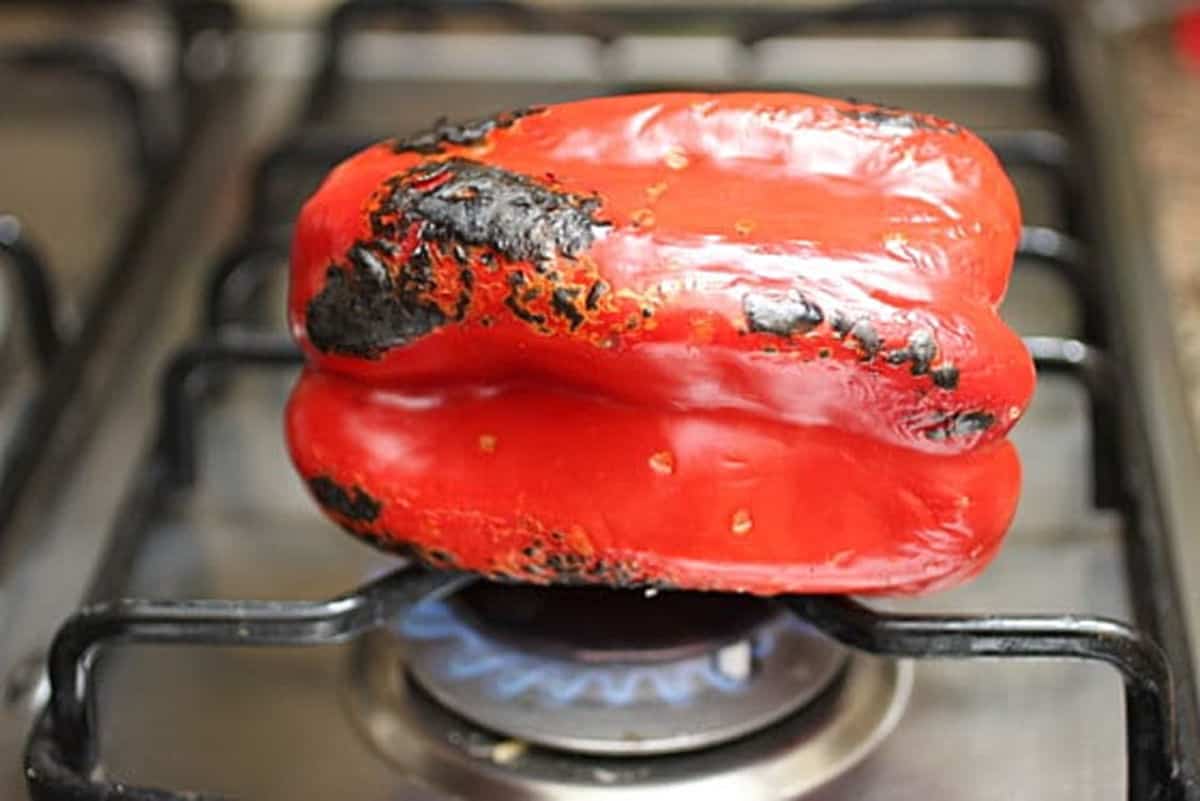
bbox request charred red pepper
[286,92,1034,595]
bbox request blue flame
[400,599,782,708]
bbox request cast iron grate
[0,0,239,535]
[0,216,63,371]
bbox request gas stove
[1,2,1198,800]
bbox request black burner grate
[0,0,239,534]
[24,563,1190,800]
[0,216,62,371]
[18,1,1200,800]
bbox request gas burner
[450,582,778,663]
[345,589,912,800]
[397,583,846,756]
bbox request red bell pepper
[286,92,1033,595]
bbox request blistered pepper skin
[286,92,1034,595]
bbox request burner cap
[452,581,776,663]
[397,583,848,756]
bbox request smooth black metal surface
[736,0,1069,111]
[0,3,238,536]
[1025,336,1122,508]
[1019,225,1106,345]
[786,595,1187,801]
[984,130,1072,179]
[158,334,302,487]
[27,566,473,800]
[1060,20,1200,768]
[246,132,375,233]
[986,130,1081,237]
[202,237,288,333]
[0,41,159,174]
[305,0,616,122]
[167,0,240,90]
[0,0,240,129]
[0,216,62,370]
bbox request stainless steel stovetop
[1,3,1198,801]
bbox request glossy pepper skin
[286,92,1033,595]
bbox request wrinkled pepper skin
[286,92,1034,595]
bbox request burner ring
[401,589,846,755]
[345,627,911,801]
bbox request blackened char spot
[585,279,608,310]
[426,549,458,568]
[345,528,409,555]
[830,311,852,338]
[482,536,671,589]
[907,330,936,375]
[348,242,386,281]
[886,329,938,376]
[407,244,435,284]
[848,319,882,360]
[374,236,402,254]
[551,287,585,329]
[392,107,544,155]
[953,411,995,435]
[307,154,606,357]
[743,290,823,337]
[567,559,673,590]
[306,242,449,358]
[840,102,960,133]
[504,298,545,326]
[931,365,960,390]
[923,411,996,441]
[395,543,461,569]
[508,551,666,589]
[384,157,607,265]
[455,267,475,320]
[505,271,546,326]
[308,476,381,522]
[338,527,463,567]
